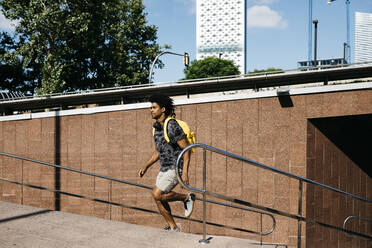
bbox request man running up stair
[138,94,195,231]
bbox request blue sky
[143,0,372,82]
[2,0,372,83]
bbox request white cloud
[0,11,17,31]
[174,0,195,15]
[246,5,288,29]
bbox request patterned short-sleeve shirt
[153,119,186,172]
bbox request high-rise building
[355,12,372,63]
[196,0,246,74]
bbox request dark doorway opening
[309,113,372,177]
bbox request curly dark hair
[149,94,175,117]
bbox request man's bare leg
[152,186,187,230]
[160,191,188,202]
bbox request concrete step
[0,201,282,248]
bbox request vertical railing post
[297,180,303,248]
[21,160,24,205]
[109,181,112,220]
[199,148,209,244]
[260,213,263,246]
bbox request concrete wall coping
[1,81,371,122]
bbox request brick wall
[1,88,371,247]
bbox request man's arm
[177,138,191,185]
[138,150,159,177]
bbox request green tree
[249,67,283,74]
[0,0,163,95]
[0,32,41,94]
[183,57,240,80]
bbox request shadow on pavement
[0,209,53,223]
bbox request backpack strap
[163,116,173,143]
[152,117,173,143]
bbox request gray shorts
[155,169,179,193]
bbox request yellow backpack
[152,117,195,153]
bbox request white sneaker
[184,193,195,218]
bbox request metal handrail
[0,151,275,237]
[343,216,372,235]
[177,143,372,204]
[176,143,372,246]
[0,151,152,191]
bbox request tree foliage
[183,57,240,80]
[249,68,283,74]
[0,32,37,93]
[0,0,163,95]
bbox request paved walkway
[0,201,280,248]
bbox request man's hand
[138,167,147,178]
[139,151,158,178]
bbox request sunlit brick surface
[1,89,371,247]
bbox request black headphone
[153,121,162,131]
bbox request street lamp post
[148,51,189,84]
[313,20,319,67]
[328,0,351,64]
[343,42,347,64]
